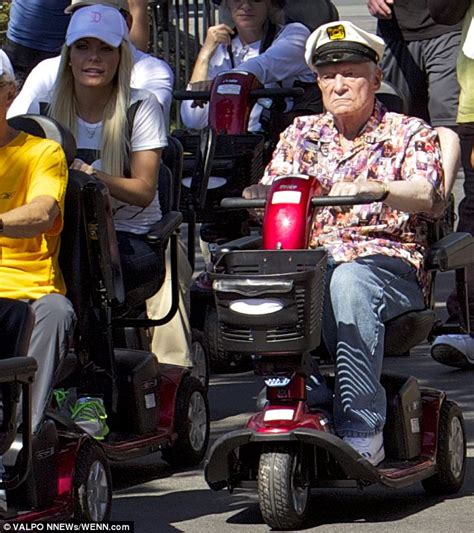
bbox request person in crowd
[0,49,76,434]
[4,0,70,88]
[128,0,150,52]
[180,0,316,132]
[28,4,168,308]
[7,0,174,129]
[28,5,196,380]
[244,21,445,465]
[366,0,461,197]
[426,0,474,367]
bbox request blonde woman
[181,0,316,132]
[28,4,168,301]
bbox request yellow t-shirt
[457,3,474,123]
[0,131,68,299]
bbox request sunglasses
[228,0,265,5]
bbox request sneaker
[343,432,385,466]
[70,397,110,440]
[431,334,474,369]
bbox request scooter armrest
[0,357,37,384]
[146,211,183,245]
[425,232,474,271]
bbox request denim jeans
[322,255,425,437]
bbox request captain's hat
[305,21,385,72]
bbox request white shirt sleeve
[131,49,174,130]
[130,89,168,151]
[179,44,232,130]
[8,56,60,118]
[237,23,312,85]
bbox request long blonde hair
[48,40,133,176]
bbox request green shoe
[70,397,110,440]
[53,388,70,410]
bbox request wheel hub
[87,459,110,521]
[448,416,464,478]
[187,390,207,451]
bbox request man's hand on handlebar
[329,180,386,211]
[243,183,270,222]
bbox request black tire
[190,328,210,390]
[422,400,466,495]
[73,441,112,522]
[162,375,210,467]
[258,444,310,530]
[204,305,251,373]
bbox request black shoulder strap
[227,22,278,69]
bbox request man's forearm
[1,196,59,238]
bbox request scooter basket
[210,249,327,354]
[178,133,265,224]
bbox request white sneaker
[431,334,474,369]
[343,432,385,466]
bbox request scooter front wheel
[257,444,310,530]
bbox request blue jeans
[116,231,165,307]
[322,255,425,437]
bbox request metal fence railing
[149,1,218,90]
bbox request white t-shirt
[8,44,174,129]
[180,22,315,132]
[28,88,168,235]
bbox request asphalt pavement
[111,2,473,531]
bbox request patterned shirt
[261,100,445,297]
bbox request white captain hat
[305,21,385,72]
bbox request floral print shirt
[261,100,445,298]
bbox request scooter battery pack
[382,374,422,460]
[114,349,160,435]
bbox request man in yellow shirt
[0,50,75,432]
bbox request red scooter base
[205,385,465,530]
[2,364,209,524]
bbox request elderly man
[7,0,174,129]
[244,21,445,465]
[0,51,75,434]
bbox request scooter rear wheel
[73,441,112,522]
[162,375,210,467]
[422,400,466,495]
[258,444,310,530]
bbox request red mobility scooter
[203,174,469,530]
[0,115,210,524]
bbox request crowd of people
[0,0,472,467]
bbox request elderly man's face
[316,61,381,122]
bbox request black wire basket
[210,249,327,355]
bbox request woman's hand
[71,158,96,176]
[201,24,234,59]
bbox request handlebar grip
[173,90,210,101]
[311,192,387,207]
[220,198,266,209]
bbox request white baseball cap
[66,4,129,48]
[65,0,129,14]
[0,50,14,78]
[305,21,385,72]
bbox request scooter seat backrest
[8,114,76,167]
[160,135,184,215]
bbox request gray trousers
[27,294,76,433]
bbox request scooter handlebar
[173,87,305,101]
[220,191,387,210]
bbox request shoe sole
[431,345,474,369]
